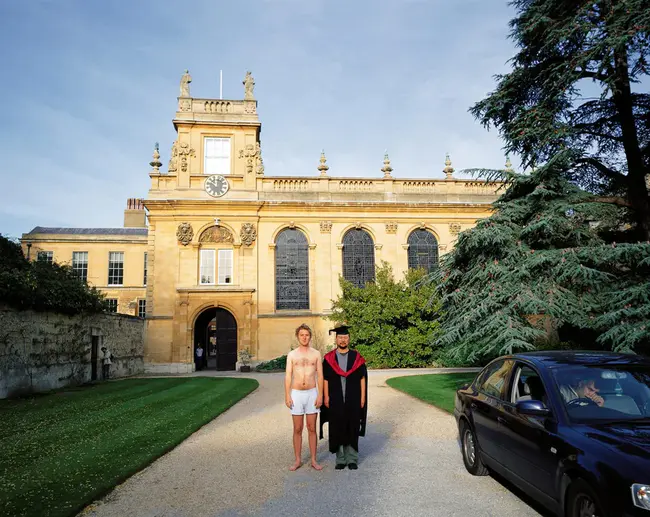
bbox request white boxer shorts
[290,387,320,415]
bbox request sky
[0,0,519,239]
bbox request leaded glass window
[275,229,309,310]
[407,229,439,273]
[342,229,375,288]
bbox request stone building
[22,70,502,373]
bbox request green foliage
[328,262,442,368]
[386,373,478,414]
[434,155,650,365]
[0,234,107,314]
[255,355,287,371]
[471,0,650,238]
[0,377,258,517]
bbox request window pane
[477,360,514,400]
[342,229,375,288]
[72,251,88,282]
[37,251,53,263]
[204,137,231,175]
[143,252,148,286]
[275,229,309,310]
[108,252,124,285]
[138,299,146,318]
[407,229,439,273]
[218,249,233,284]
[106,299,118,313]
[200,249,215,284]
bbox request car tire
[566,479,604,517]
[459,420,489,476]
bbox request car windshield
[552,365,650,422]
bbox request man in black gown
[319,325,368,470]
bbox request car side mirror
[459,383,470,390]
[516,400,550,417]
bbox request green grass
[386,373,477,413]
[0,377,258,517]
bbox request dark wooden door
[194,308,237,371]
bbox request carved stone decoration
[381,152,393,179]
[240,223,257,246]
[199,226,234,243]
[289,221,296,229]
[243,71,255,100]
[179,69,192,97]
[443,153,455,179]
[238,143,262,175]
[176,222,194,246]
[318,150,329,176]
[449,223,462,235]
[385,221,398,234]
[170,142,195,173]
[320,220,333,233]
[419,221,427,229]
[355,222,362,229]
[168,141,178,172]
[179,98,191,112]
[244,101,256,114]
[149,142,162,172]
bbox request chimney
[124,198,146,228]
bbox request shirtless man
[285,323,324,471]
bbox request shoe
[335,464,346,470]
[348,463,358,470]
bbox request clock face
[204,175,229,198]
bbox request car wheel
[567,479,604,517]
[460,420,488,476]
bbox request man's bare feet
[289,460,302,471]
[311,461,323,471]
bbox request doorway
[193,308,238,371]
[91,336,99,381]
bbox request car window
[476,360,514,400]
[511,364,548,405]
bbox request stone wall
[0,309,145,399]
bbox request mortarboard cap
[329,325,350,335]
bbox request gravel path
[79,370,543,517]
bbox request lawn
[386,373,478,413]
[0,377,258,517]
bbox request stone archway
[193,307,237,371]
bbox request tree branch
[575,157,626,181]
[576,69,610,82]
[586,196,633,207]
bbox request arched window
[407,229,439,273]
[342,229,375,288]
[275,228,309,310]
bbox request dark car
[454,351,650,517]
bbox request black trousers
[102,364,110,380]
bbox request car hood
[578,421,650,464]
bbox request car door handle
[497,416,506,425]
[470,403,477,410]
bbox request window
[275,228,309,310]
[204,137,231,175]
[342,229,375,288]
[106,299,118,313]
[108,252,124,285]
[407,229,439,273]
[218,249,233,285]
[138,299,146,318]
[143,252,148,286]
[37,251,53,263]
[476,360,514,399]
[72,252,88,282]
[511,364,547,404]
[200,249,216,285]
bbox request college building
[21,70,503,373]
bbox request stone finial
[318,150,329,176]
[381,151,393,179]
[149,142,162,172]
[443,153,455,179]
[504,155,514,173]
[243,71,255,100]
[180,69,192,97]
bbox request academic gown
[319,349,368,453]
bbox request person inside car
[560,378,605,407]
